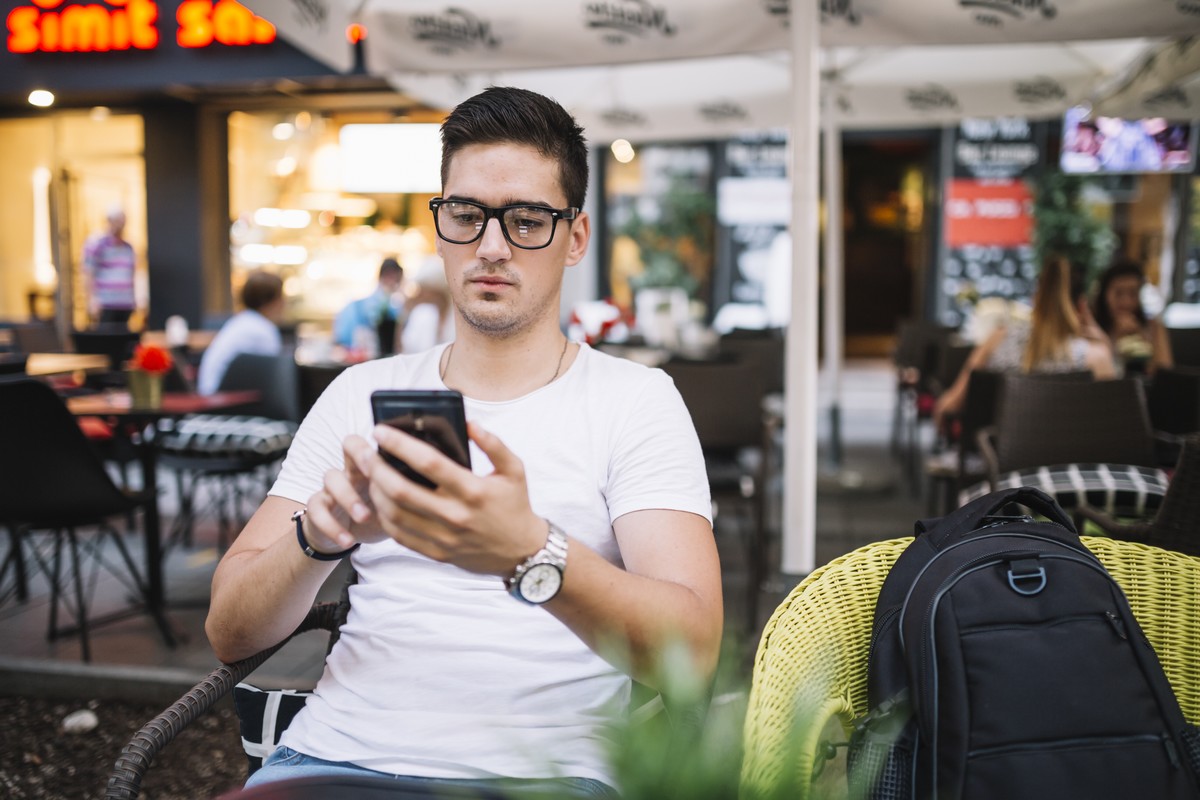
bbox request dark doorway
[840,134,937,357]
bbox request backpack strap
[914,486,1076,546]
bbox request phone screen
[370,390,471,488]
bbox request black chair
[717,328,785,396]
[924,369,1006,514]
[12,320,63,353]
[72,328,141,390]
[158,351,299,549]
[659,355,768,629]
[890,320,956,491]
[969,376,1168,523]
[298,362,346,419]
[0,377,155,661]
[1077,432,1200,559]
[1166,327,1200,369]
[1148,366,1200,437]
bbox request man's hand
[347,421,545,575]
[301,437,391,554]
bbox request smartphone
[370,390,471,488]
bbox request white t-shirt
[196,310,282,395]
[272,343,711,785]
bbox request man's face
[436,142,589,339]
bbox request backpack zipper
[968,732,1175,762]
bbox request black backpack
[847,486,1200,800]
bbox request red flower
[130,344,174,374]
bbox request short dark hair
[379,257,402,280]
[440,86,589,209]
[1092,257,1148,334]
[241,270,283,312]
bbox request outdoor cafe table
[66,389,260,644]
[25,352,110,377]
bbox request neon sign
[6,0,275,53]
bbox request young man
[206,87,722,796]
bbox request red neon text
[177,0,274,48]
[6,0,275,53]
[7,0,159,53]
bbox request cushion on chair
[157,414,296,459]
[959,463,1170,519]
[233,683,312,774]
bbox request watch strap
[505,521,568,602]
[293,508,360,561]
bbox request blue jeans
[246,746,618,799]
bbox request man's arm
[204,494,342,663]
[547,508,723,686]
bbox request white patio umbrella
[243,0,1200,575]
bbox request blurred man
[82,206,137,327]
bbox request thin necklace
[440,338,571,388]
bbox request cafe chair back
[72,328,141,390]
[1078,432,1200,560]
[157,351,299,551]
[967,375,1167,523]
[0,377,153,661]
[739,536,1200,799]
[660,354,769,630]
[1167,326,1200,369]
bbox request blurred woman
[934,256,1114,427]
[1092,258,1173,375]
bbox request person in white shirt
[400,256,455,353]
[207,87,722,798]
[196,271,285,395]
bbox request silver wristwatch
[505,521,568,605]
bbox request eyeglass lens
[435,202,558,248]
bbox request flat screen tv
[1060,105,1197,175]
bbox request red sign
[6,0,274,53]
[944,178,1034,248]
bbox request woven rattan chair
[105,593,350,800]
[1077,432,1200,559]
[738,536,1200,799]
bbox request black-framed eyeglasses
[429,197,579,250]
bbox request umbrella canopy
[240,1,1200,138]
[240,0,1200,577]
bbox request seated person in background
[1092,257,1173,376]
[934,256,1114,428]
[205,87,722,797]
[196,271,284,395]
[333,257,405,355]
[399,256,455,353]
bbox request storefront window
[0,112,145,330]
[604,143,715,320]
[226,110,443,328]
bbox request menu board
[941,118,1042,327]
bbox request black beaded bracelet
[292,509,360,561]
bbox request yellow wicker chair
[739,536,1200,799]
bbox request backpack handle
[915,486,1076,546]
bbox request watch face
[518,563,563,604]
